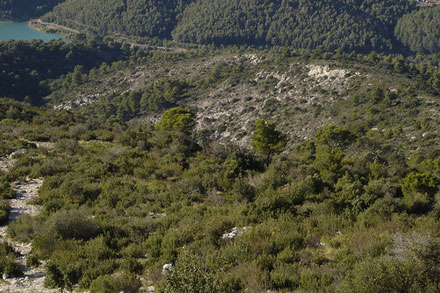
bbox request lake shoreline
[0,16,28,23]
[28,19,78,37]
[0,21,65,42]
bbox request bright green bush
[164,250,221,293]
[89,272,141,293]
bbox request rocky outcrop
[222,227,250,240]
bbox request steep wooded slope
[39,0,416,53]
[173,0,414,52]
[0,0,63,20]
[395,5,440,54]
[42,0,193,39]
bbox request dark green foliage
[84,78,192,122]
[314,126,356,183]
[2,98,440,292]
[44,261,64,289]
[52,209,102,240]
[252,119,287,164]
[154,107,198,159]
[0,242,23,276]
[402,172,438,213]
[155,107,195,135]
[89,272,142,293]
[0,0,63,20]
[42,0,193,39]
[0,38,134,104]
[7,214,36,242]
[39,0,418,53]
[0,200,10,224]
[26,254,40,267]
[315,125,356,149]
[173,0,415,52]
[44,236,118,290]
[341,253,440,292]
[165,250,221,293]
[0,176,15,200]
[395,6,440,54]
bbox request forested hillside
[5,0,440,55]
[0,37,145,104]
[42,0,193,40]
[40,0,418,53]
[395,5,440,54]
[0,0,63,20]
[173,0,415,52]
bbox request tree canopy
[252,118,287,163]
[155,107,195,135]
[32,0,419,53]
[395,6,440,54]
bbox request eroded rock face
[307,64,352,79]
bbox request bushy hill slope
[1,33,440,293]
[1,77,440,291]
[41,48,440,159]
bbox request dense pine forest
[1,0,440,292]
[3,0,439,55]
[40,0,418,53]
[0,0,63,20]
[395,5,440,54]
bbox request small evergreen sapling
[251,119,287,164]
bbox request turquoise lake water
[0,22,63,42]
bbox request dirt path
[0,151,59,292]
[31,18,188,52]
[29,19,80,34]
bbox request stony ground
[0,151,59,293]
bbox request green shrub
[270,264,299,290]
[120,257,143,274]
[7,214,36,242]
[299,270,334,291]
[44,260,65,289]
[26,254,40,267]
[0,242,23,277]
[53,209,101,240]
[339,257,432,293]
[89,272,141,293]
[0,176,15,200]
[0,200,10,225]
[164,250,221,293]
